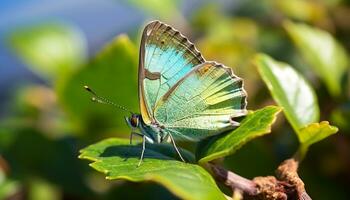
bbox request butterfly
[86,21,247,166]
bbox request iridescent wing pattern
[154,62,247,141]
[138,21,205,124]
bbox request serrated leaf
[284,21,349,96]
[197,106,281,164]
[297,121,338,159]
[9,22,87,81]
[57,35,138,134]
[255,54,320,133]
[299,121,338,146]
[79,138,226,200]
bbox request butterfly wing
[138,21,205,124]
[154,62,247,141]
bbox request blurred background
[0,0,350,199]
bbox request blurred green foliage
[284,21,348,96]
[1,0,350,199]
[58,35,138,136]
[9,22,87,82]
[123,0,181,20]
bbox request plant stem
[276,159,312,200]
[209,158,312,200]
[294,145,308,161]
[210,164,257,196]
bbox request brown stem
[209,158,312,200]
[210,164,257,196]
[276,159,311,200]
[254,175,298,200]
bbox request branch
[209,158,312,200]
[276,159,311,200]
[210,164,257,196]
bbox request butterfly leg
[130,131,134,145]
[168,133,185,162]
[138,135,146,167]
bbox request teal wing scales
[154,62,248,141]
[139,21,205,123]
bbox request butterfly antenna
[84,85,133,114]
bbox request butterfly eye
[130,116,139,127]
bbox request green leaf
[284,21,349,96]
[79,138,226,200]
[58,35,138,134]
[255,54,320,133]
[197,106,281,164]
[297,121,338,159]
[254,54,337,159]
[9,22,87,81]
[299,121,338,146]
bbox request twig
[210,164,257,196]
[276,159,311,200]
[251,176,291,200]
[209,158,312,200]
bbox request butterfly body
[126,114,167,144]
[126,20,248,165]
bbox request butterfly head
[126,113,141,128]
